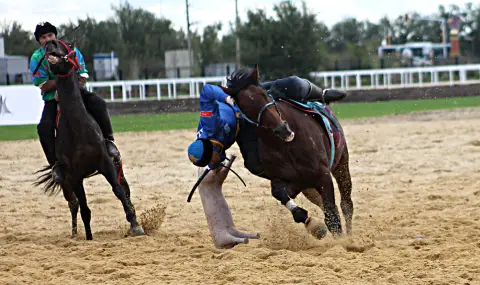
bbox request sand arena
[1,107,479,285]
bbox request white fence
[1,64,480,125]
[310,64,480,90]
[86,76,227,102]
[84,64,480,102]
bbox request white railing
[85,64,480,102]
[310,64,480,90]
[86,76,226,102]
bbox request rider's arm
[74,48,89,79]
[39,80,56,93]
[198,84,228,139]
[29,52,56,93]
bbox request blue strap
[310,102,341,129]
[319,114,335,169]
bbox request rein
[187,161,246,203]
[237,92,283,128]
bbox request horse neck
[56,73,91,129]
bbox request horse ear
[251,64,259,83]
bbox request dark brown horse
[220,65,353,238]
[34,39,144,240]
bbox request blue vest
[196,84,241,153]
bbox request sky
[0,0,475,36]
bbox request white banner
[0,85,44,126]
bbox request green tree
[0,21,37,57]
[238,1,328,79]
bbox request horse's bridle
[44,40,81,78]
[237,92,283,128]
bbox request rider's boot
[94,107,121,161]
[304,81,347,104]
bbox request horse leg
[316,172,343,237]
[68,179,92,240]
[302,188,324,211]
[61,183,78,238]
[300,188,329,239]
[271,180,328,239]
[115,157,137,219]
[100,156,144,236]
[68,199,79,237]
[331,151,353,235]
[271,179,309,223]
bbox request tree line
[1,1,479,80]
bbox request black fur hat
[34,22,58,41]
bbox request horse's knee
[243,155,264,176]
[270,180,290,204]
[245,161,263,175]
[111,184,127,200]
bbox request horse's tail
[33,165,62,196]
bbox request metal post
[186,0,193,76]
[235,0,241,69]
[442,18,447,59]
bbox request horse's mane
[226,67,258,97]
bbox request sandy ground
[1,107,480,285]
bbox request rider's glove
[225,96,235,107]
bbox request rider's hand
[225,96,235,107]
[54,91,59,101]
[208,153,227,170]
[78,77,87,88]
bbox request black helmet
[34,22,58,42]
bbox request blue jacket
[196,84,241,162]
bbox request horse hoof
[305,217,328,240]
[130,226,145,236]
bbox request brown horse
[220,65,353,238]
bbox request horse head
[44,39,81,78]
[221,64,294,142]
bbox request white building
[0,37,31,85]
[93,52,119,80]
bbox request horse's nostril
[273,123,293,142]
